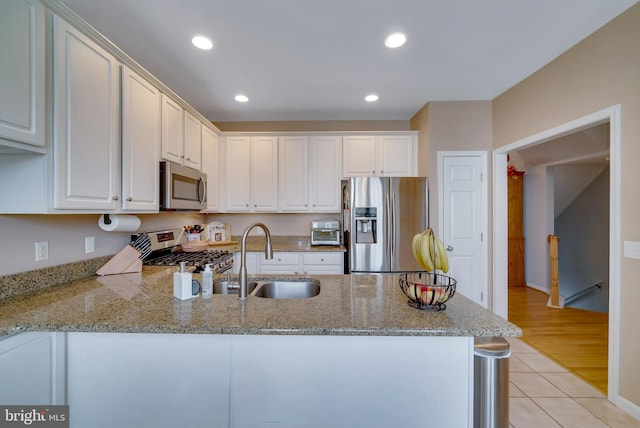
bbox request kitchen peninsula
[0,268,520,428]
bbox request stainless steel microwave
[160,161,206,210]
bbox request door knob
[446,245,453,251]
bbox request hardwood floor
[508,285,609,394]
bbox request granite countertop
[0,267,520,338]
[213,236,345,253]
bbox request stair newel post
[547,235,560,307]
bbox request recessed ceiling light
[191,35,213,50]
[235,94,249,103]
[365,94,379,102]
[385,32,406,48]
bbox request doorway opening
[492,105,621,400]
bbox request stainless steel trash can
[474,337,511,428]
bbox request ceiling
[516,123,610,167]
[59,0,638,123]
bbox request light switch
[623,241,640,259]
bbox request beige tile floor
[506,337,640,427]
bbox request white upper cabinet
[342,136,376,176]
[0,0,45,151]
[377,135,416,176]
[279,136,310,212]
[52,15,120,210]
[224,136,278,212]
[121,65,161,212]
[183,110,202,170]
[201,125,220,211]
[161,95,202,171]
[279,135,342,213]
[251,136,279,211]
[310,135,342,212]
[161,94,184,165]
[343,134,417,177]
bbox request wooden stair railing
[547,234,561,308]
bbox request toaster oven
[310,220,341,246]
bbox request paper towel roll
[98,214,141,232]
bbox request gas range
[134,229,234,274]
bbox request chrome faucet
[239,222,273,300]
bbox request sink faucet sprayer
[239,222,273,300]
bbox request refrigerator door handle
[389,192,395,263]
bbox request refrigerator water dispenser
[355,207,377,243]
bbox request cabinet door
[225,136,252,210]
[183,111,202,170]
[377,135,416,176]
[201,126,219,211]
[67,333,230,428]
[279,136,309,212]
[251,136,278,211]
[259,252,301,274]
[302,252,344,274]
[161,94,184,164]
[53,16,120,210]
[0,0,45,149]
[232,252,259,275]
[121,65,161,212]
[342,135,376,176]
[0,333,66,405]
[310,135,342,212]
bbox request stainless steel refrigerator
[344,177,428,273]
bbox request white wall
[522,164,553,291]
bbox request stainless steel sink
[253,279,320,299]
[213,280,258,295]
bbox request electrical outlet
[35,241,49,261]
[85,236,95,254]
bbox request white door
[439,152,487,307]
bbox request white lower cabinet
[257,251,343,275]
[67,333,230,428]
[231,252,259,275]
[0,332,66,405]
[232,251,344,275]
[61,333,471,428]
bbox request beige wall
[410,101,493,232]
[214,120,410,132]
[493,3,640,408]
[0,212,204,276]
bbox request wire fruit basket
[399,272,457,311]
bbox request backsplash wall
[0,212,203,276]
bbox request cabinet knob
[254,204,257,207]
[187,158,191,161]
[246,204,249,207]
[277,258,282,262]
[321,258,324,262]
[313,204,316,207]
[372,170,375,174]
[126,197,133,202]
[112,196,119,201]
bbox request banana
[434,236,449,273]
[419,229,435,271]
[411,228,449,273]
[412,233,423,267]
